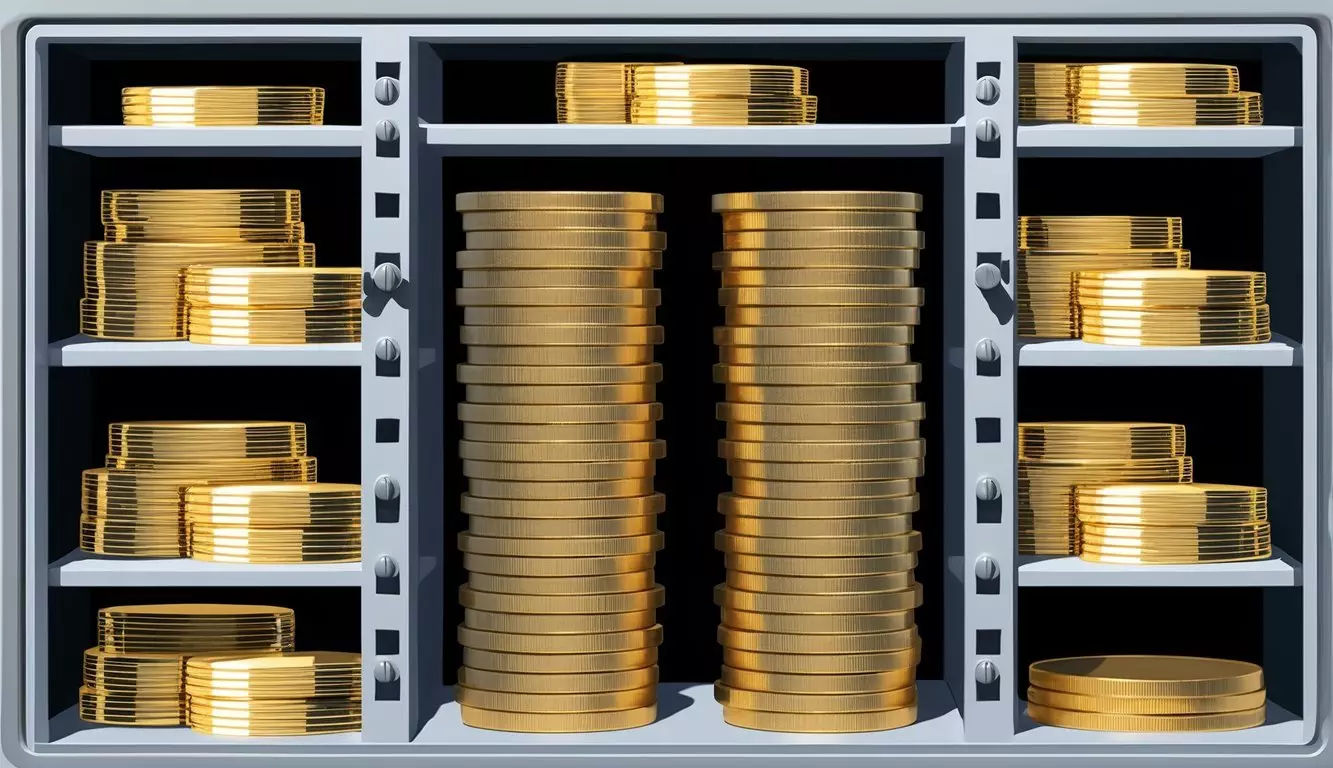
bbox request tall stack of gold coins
[184,266,362,345]
[81,603,295,726]
[1074,484,1271,564]
[1027,655,1267,732]
[184,483,361,564]
[1017,422,1190,556]
[81,421,317,558]
[84,189,314,341]
[453,190,667,734]
[1074,63,1262,126]
[1018,63,1077,123]
[185,652,362,736]
[711,190,925,734]
[1017,215,1188,338]
[1075,269,1271,346]
[122,86,326,126]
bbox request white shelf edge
[50,125,363,157]
[1017,124,1299,158]
[1017,548,1300,588]
[1014,700,1305,745]
[50,337,362,367]
[1017,335,1298,367]
[49,550,362,588]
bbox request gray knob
[372,262,403,293]
[975,117,1001,143]
[375,119,400,143]
[375,337,401,363]
[975,659,999,685]
[374,76,401,106]
[975,338,1000,364]
[974,263,1003,291]
[976,76,1001,105]
[374,474,401,502]
[375,555,399,579]
[374,660,399,683]
[975,555,1000,582]
[976,476,1000,502]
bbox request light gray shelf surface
[1017,336,1298,367]
[45,706,361,752]
[1016,124,1299,158]
[50,125,363,157]
[50,337,362,367]
[48,550,362,587]
[1014,701,1304,745]
[1017,549,1299,588]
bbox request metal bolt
[975,659,999,685]
[975,338,1000,364]
[374,474,401,502]
[975,555,1000,582]
[375,555,399,580]
[975,117,1001,143]
[375,119,400,143]
[974,262,1003,291]
[372,262,403,293]
[374,660,400,683]
[976,476,1001,502]
[375,337,401,363]
[374,76,401,106]
[976,76,1001,105]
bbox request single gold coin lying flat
[1028,655,1264,698]
[462,552,656,578]
[725,422,920,444]
[714,249,920,270]
[723,230,923,251]
[723,645,920,675]
[720,666,914,694]
[459,703,657,733]
[718,345,912,366]
[456,684,657,714]
[719,402,925,424]
[723,552,917,578]
[726,306,920,327]
[459,531,663,556]
[466,230,666,251]
[717,530,922,558]
[468,515,658,539]
[458,402,662,425]
[725,383,917,405]
[461,211,657,231]
[459,665,657,694]
[460,585,663,614]
[720,286,925,308]
[716,683,916,714]
[461,325,664,347]
[1025,702,1266,732]
[467,345,656,367]
[721,608,915,635]
[465,382,655,405]
[464,608,656,634]
[714,582,923,613]
[712,191,923,212]
[457,249,662,270]
[458,364,662,386]
[457,287,660,307]
[458,624,663,654]
[466,478,657,501]
[715,325,913,346]
[718,626,918,654]
[721,268,914,288]
[462,422,657,444]
[459,439,664,462]
[723,516,916,541]
[466,570,655,595]
[730,478,916,500]
[462,458,655,481]
[715,363,920,386]
[1026,685,1266,715]
[461,649,658,677]
[721,211,917,231]
[462,493,665,519]
[456,191,664,213]
[719,439,925,463]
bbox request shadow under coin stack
[184,266,363,345]
[1017,215,1189,339]
[82,421,318,558]
[629,64,816,126]
[1017,422,1190,556]
[454,190,667,733]
[1027,655,1267,732]
[185,652,362,736]
[81,603,295,726]
[84,189,315,341]
[1073,63,1261,126]
[1018,63,1077,123]
[1074,483,1271,564]
[1076,269,1271,346]
[184,483,361,564]
[711,190,925,733]
[122,86,326,126]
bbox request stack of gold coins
[81,421,317,558]
[1027,655,1267,732]
[1018,422,1190,556]
[1073,63,1262,126]
[184,652,361,736]
[1075,483,1271,564]
[630,64,816,125]
[1075,269,1271,346]
[711,190,924,734]
[555,63,677,124]
[184,266,362,345]
[82,603,296,727]
[122,86,326,126]
[184,483,360,564]
[454,190,667,734]
[1019,63,1078,123]
[1017,215,1189,338]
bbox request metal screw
[975,555,1000,582]
[975,659,999,685]
[974,262,1003,291]
[375,119,400,143]
[976,76,1001,105]
[975,338,1000,364]
[372,262,403,293]
[976,476,1001,502]
[374,474,401,502]
[375,337,401,363]
[374,660,400,683]
[375,555,400,580]
[975,117,1001,143]
[374,76,401,106]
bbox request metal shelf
[1017,337,1299,367]
[1017,549,1300,588]
[48,550,362,588]
[49,337,362,367]
[50,125,363,157]
[1016,124,1300,158]
[44,707,361,753]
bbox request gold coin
[723,645,920,674]
[1026,703,1266,732]
[461,325,664,346]
[719,627,917,654]
[722,704,917,733]
[468,516,659,539]
[721,268,914,288]
[464,608,656,634]
[715,363,920,386]
[459,439,665,462]
[724,553,917,578]
[461,211,657,231]
[458,402,663,424]
[717,530,923,559]
[458,625,662,654]
[725,307,920,327]
[724,515,915,539]
[720,440,925,463]
[719,402,925,424]
[462,306,657,325]
[462,493,665,519]
[722,608,917,635]
[462,422,656,443]
[715,325,913,346]
[720,286,925,307]
[714,582,923,612]
[1029,656,1264,698]
[723,230,923,251]
[464,475,656,497]
[467,571,655,595]
[467,346,656,367]
[457,249,662,270]
[463,459,655,481]
[712,191,923,212]
[460,365,662,387]
[716,683,916,713]
[1019,422,1186,460]
[457,287,660,307]
[726,458,924,481]
[460,585,664,614]
[721,211,917,231]
[459,531,663,556]
[714,249,920,270]
[455,191,664,213]
[456,684,656,713]
[725,422,920,443]
[466,231,666,251]
[463,553,655,577]
[720,666,914,694]
[458,703,657,733]
[725,384,917,405]
[731,478,916,500]
[1027,686,1267,715]
[717,345,912,366]
[100,189,302,225]
[459,665,658,694]
[1019,216,1184,250]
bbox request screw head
[375,119,400,143]
[372,262,403,293]
[975,659,999,685]
[976,75,1001,105]
[975,338,1000,364]
[374,76,401,106]
[975,117,1001,143]
[375,337,402,363]
[976,476,1001,502]
[374,660,399,684]
[374,474,401,502]
[974,262,1003,291]
[375,555,400,579]
[975,555,1000,582]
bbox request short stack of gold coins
[1073,63,1262,126]
[1027,655,1267,732]
[1018,63,1078,123]
[453,190,667,734]
[122,86,326,126]
[84,189,315,341]
[1075,269,1271,346]
[184,265,362,345]
[1017,215,1189,338]
[184,652,361,736]
[81,603,296,726]
[184,483,361,564]
[82,421,318,558]
[710,190,925,733]
[1017,422,1191,556]
[555,62,673,124]
[1074,483,1271,564]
